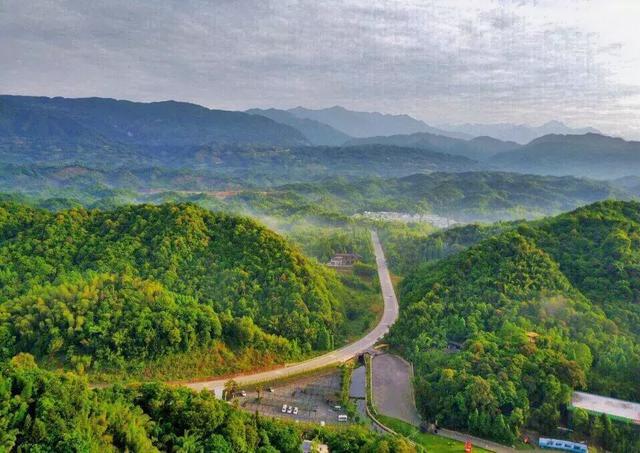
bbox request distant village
[355,211,461,229]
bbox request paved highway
[185,230,399,396]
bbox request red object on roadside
[465,440,472,452]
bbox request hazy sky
[2,0,640,138]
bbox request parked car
[239,390,247,397]
[287,406,293,414]
[338,414,348,422]
[281,404,287,413]
[293,407,299,415]
[267,387,274,393]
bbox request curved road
[186,230,399,395]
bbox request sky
[1,0,640,138]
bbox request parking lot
[237,369,351,425]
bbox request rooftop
[571,391,640,424]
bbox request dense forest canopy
[0,201,351,374]
[389,201,640,447]
[380,222,518,274]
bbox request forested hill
[388,200,640,448]
[0,202,345,374]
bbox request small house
[327,253,362,268]
[445,341,462,354]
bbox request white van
[337,414,348,422]
[281,404,287,413]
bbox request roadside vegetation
[0,355,416,452]
[376,415,492,453]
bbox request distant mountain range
[438,120,600,144]
[491,133,640,179]
[286,105,470,139]
[343,128,640,180]
[345,132,519,160]
[0,95,308,155]
[246,108,351,145]
[4,95,640,181]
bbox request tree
[600,413,616,451]
[571,409,590,435]
[224,380,239,401]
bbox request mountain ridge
[491,133,640,178]
[0,95,309,149]
[246,107,351,145]
[438,120,601,144]
[287,105,471,139]
[344,131,519,160]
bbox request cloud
[0,0,638,138]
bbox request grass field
[377,414,494,453]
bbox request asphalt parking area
[372,353,422,425]
[237,369,352,425]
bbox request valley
[6,1,640,451]
[2,96,640,452]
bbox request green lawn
[377,414,494,453]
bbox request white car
[287,406,293,414]
[239,390,247,397]
[293,407,299,415]
[281,404,287,413]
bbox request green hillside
[389,201,640,447]
[0,202,351,377]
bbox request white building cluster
[356,211,460,229]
